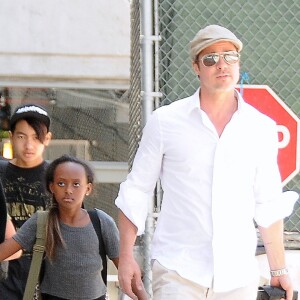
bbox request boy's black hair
[10,104,51,143]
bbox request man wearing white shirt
[115,24,295,300]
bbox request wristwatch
[270,268,288,277]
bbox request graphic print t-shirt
[3,161,51,230]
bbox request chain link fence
[129,0,300,297]
[156,0,300,229]
[0,87,129,223]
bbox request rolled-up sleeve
[254,120,298,227]
[115,112,163,235]
[255,191,299,227]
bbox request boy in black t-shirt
[0,104,52,299]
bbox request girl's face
[49,162,92,209]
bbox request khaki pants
[152,260,259,300]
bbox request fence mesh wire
[0,86,129,222]
[129,0,142,170]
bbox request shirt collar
[188,88,246,113]
[234,88,247,113]
[187,88,201,114]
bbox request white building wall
[0,0,130,89]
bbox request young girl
[0,154,120,300]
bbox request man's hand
[118,254,148,300]
[270,274,294,300]
[132,274,149,300]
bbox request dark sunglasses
[199,51,240,67]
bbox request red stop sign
[237,85,299,185]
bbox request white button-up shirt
[115,89,287,292]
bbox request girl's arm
[3,219,22,260]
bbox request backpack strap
[88,209,108,285]
[23,211,48,300]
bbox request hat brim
[10,106,50,131]
[191,38,243,61]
